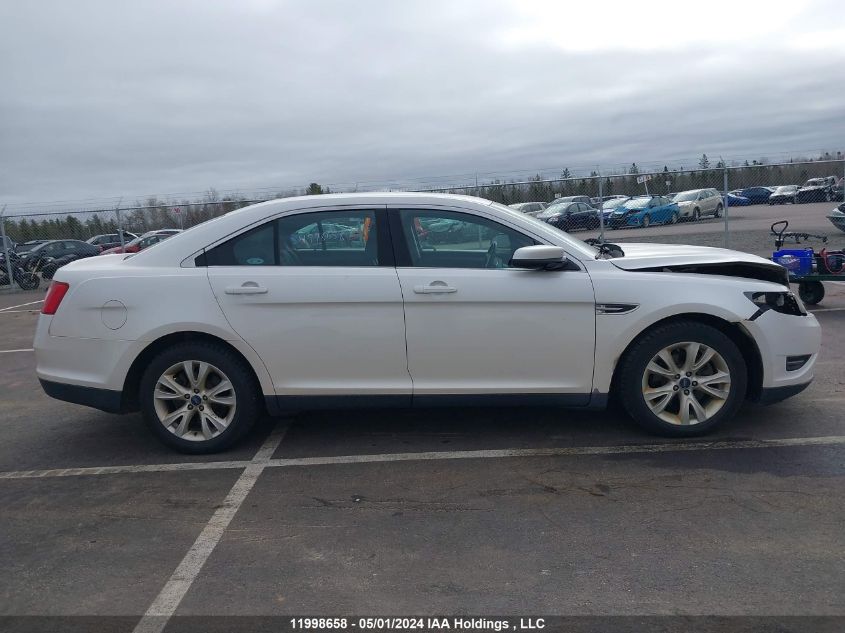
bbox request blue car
[725,191,752,206]
[608,195,681,228]
[733,187,773,205]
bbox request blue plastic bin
[772,249,814,275]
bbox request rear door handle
[414,282,457,294]
[225,282,268,295]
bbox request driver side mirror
[510,245,574,271]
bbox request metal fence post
[722,160,730,249]
[0,205,15,289]
[597,167,605,242]
[115,198,125,249]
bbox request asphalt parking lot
[1,206,844,630]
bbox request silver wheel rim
[153,361,236,441]
[641,342,731,426]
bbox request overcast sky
[2,0,844,209]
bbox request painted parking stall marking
[0,299,43,312]
[2,434,844,481]
[132,424,289,633]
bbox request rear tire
[617,321,747,437]
[17,272,40,290]
[139,342,261,453]
[692,208,700,221]
[714,204,723,218]
[641,214,651,228]
[670,211,679,224]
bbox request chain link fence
[2,158,844,292]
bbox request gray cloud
[1,0,844,208]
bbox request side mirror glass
[510,245,572,271]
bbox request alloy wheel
[641,341,731,426]
[153,360,237,441]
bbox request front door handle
[414,281,457,294]
[225,282,268,295]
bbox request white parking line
[132,424,288,633]
[0,460,249,480]
[0,309,41,314]
[264,434,845,468]
[810,307,845,313]
[2,434,843,481]
[0,299,43,312]
[0,348,34,354]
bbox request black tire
[17,272,40,290]
[641,214,651,228]
[139,342,261,453]
[798,281,824,305]
[617,321,748,437]
[825,192,832,202]
[714,204,723,218]
[669,211,679,224]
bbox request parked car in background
[671,189,724,220]
[35,192,820,452]
[608,195,681,228]
[553,195,594,207]
[508,202,548,217]
[19,239,100,271]
[733,186,773,204]
[832,178,844,201]
[768,185,799,205]
[796,177,838,203]
[100,229,182,255]
[536,201,600,231]
[590,195,627,206]
[12,239,49,254]
[726,191,752,206]
[86,232,139,252]
[827,204,845,233]
[599,197,630,223]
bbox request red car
[100,230,182,255]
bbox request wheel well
[121,332,263,412]
[608,313,763,403]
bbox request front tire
[641,214,651,228]
[139,342,261,453]
[798,281,824,305]
[714,204,723,218]
[617,321,747,437]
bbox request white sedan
[35,193,820,453]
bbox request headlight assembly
[745,291,806,317]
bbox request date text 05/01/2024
[289,618,546,631]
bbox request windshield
[775,186,797,193]
[601,198,627,209]
[673,191,699,202]
[803,179,824,187]
[621,198,650,210]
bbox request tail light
[42,281,70,315]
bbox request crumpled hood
[611,243,773,269]
[609,242,788,285]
